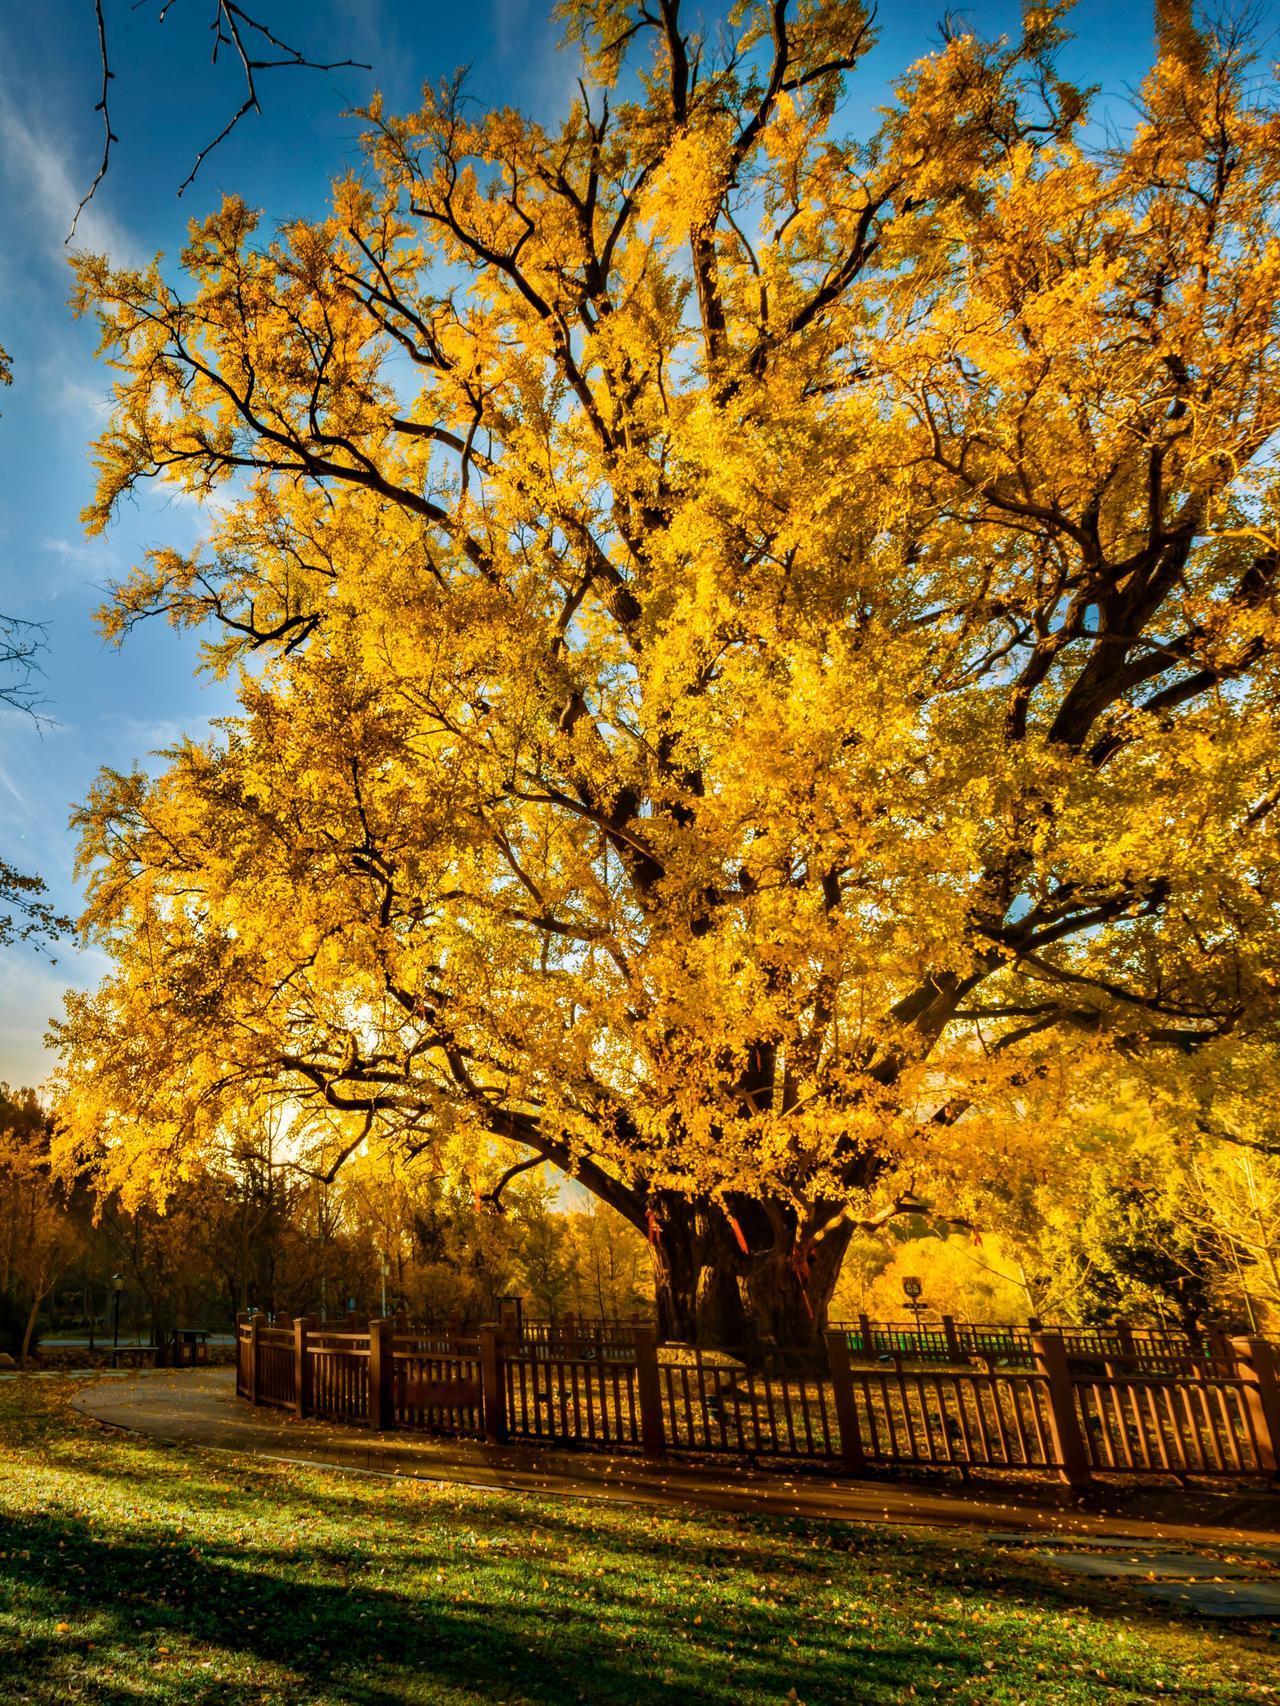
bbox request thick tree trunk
[738,1223,851,1351]
[649,1202,701,1342]
[646,1193,854,1351]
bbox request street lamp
[111,1274,124,1352]
[379,1254,389,1319]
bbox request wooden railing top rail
[238,1310,1270,1354]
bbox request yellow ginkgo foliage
[52,1,1280,1345]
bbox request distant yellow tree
[55,1,1280,1344]
[0,1090,82,1365]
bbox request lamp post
[111,1274,124,1352]
[379,1254,389,1319]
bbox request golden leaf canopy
[52,4,1280,1298]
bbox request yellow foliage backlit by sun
[48,1,1280,1337]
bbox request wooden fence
[832,1314,1239,1369]
[235,1314,1280,1487]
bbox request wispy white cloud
[488,0,579,115]
[327,0,398,87]
[41,537,101,566]
[16,535,117,607]
[0,70,137,272]
[0,753,30,812]
[99,711,219,758]
[48,370,114,427]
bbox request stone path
[985,1533,1280,1617]
[1137,1582,1280,1617]
[66,1369,1280,1562]
[1034,1551,1259,1580]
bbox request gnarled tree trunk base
[647,1193,855,1353]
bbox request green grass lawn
[0,1383,1276,1703]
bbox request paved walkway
[68,1369,1280,1548]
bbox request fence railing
[234,1314,1280,1487]
[830,1314,1241,1371]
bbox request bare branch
[70,0,371,228]
[68,0,118,243]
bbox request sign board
[902,1277,923,1300]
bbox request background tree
[0,1088,83,1363]
[561,1198,654,1321]
[1033,1165,1217,1330]
[832,1226,1030,1327]
[54,0,1280,1346]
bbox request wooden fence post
[294,1315,313,1421]
[479,1323,508,1445]
[633,1324,666,1458]
[249,1314,262,1407]
[1115,1319,1135,1357]
[941,1315,961,1363]
[1232,1337,1280,1476]
[1031,1331,1091,1487]
[857,1312,874,1358]
[825,1329,866,1474]
[368,1317,394,1432]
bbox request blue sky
[0,0,1159,1089]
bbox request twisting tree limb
[480,1154,547,1211]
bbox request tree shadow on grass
[0,1500,937,1706]
[16,1403,1280,1702]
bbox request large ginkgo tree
[54,0,1280,1344]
